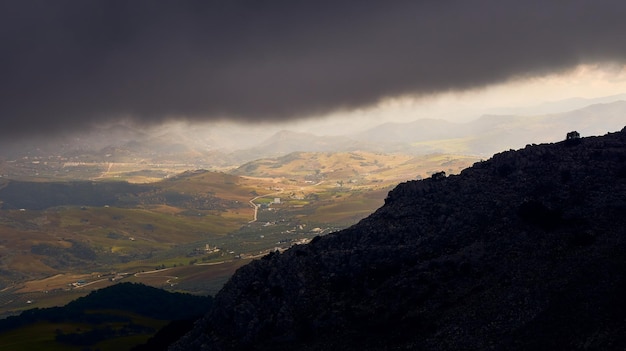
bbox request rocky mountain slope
[174,127,626,350]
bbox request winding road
[248,190,283,223]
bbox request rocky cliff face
[172,128,626,350]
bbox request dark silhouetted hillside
[0,283,211,350]
[171,127,626,350]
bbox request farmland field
[0,151,479,317]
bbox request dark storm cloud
[2,0,626,136]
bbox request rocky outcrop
[172,128,626,350]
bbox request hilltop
[0,282,211,350]
[172,127,626,350]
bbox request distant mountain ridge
[171,127,626,350]
[351,100,626,155]
[220,99,626,159]
[2,100,625,167]
[235,100,626,157]
[483,93,626,116]
[354,118,462,143]
[228,130,366,161]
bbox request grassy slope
[0,152,479,317]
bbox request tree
[566,131,581,146]
[431,171,446,180]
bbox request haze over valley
[2,1,626,350]
[1,94,625,318]
[3,95,626,178]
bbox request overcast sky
[2,0,626,137]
